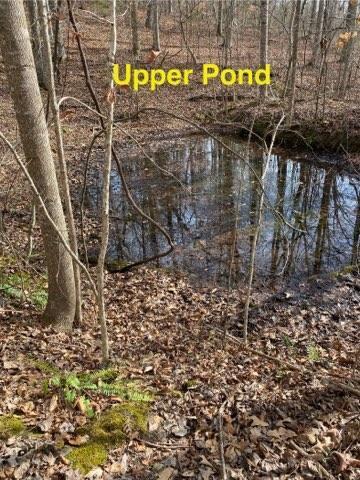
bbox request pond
[85,135,360,287]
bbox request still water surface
[86,136,360,286]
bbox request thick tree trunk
[0,0,76,330]
[38,0,82,324]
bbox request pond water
[85,135,360,287]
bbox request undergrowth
[0,415,25,439]
[0,257,47,309]
[31,359,153,417]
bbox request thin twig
[0,132,98,297]
[218,400,228,480]
[289,440,336,479]
[134,437,189,450]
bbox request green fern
[307,343,321,362]
[45,368,153,416]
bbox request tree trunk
[26,0,47,88]
[152,0,161,51]
[0,0,76,330]
[130,0,140,60]
[38,0,82,324]
[337,0,358,98]
[308,0,318,39]
[217,0,223,37]
[222,0,235,66]
[288,0,302,125]
[145,0,154,29]
[311,0,325,65]
[52,0,67,82]
[97,0,117,364]
[259,0,269,100]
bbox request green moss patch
[0,415,25,439]
[67,442,107,475]
[87,401,149,446]
[67,402,149,474]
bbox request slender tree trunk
[223,0,235,66]
[0,0,76,329]
[288,0,302,125]
[283,1,296,97]
[178,0,197,64]
[52,0,66,82]
[145,0,154,29]
[130,0,140,60]
[26,0,47,88]
[259,0,269,100]
[308,0,318,39]
[97,0,117,363]
[352,194,360,265]
[152,0,161,51]
[217,0,223,37]
[38,0,82,324]
[243,116,285,342]
[337,0,358,98]
[27,200,37,259]
[311,0,325,65]
[313,171,333,274]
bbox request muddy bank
[205,98,360,155]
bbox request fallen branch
[134,437,189,450]
[211,326,303,373]
[210,326,359,391]
[325,381,360,398]
[218,400,228,480]
[289,440,336,479]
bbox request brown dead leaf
[67,434,89,446]
[267,427,297,440]
[49,394,58,413]
[157,467,177,480]
[109,453,128,474]
[249,415,269,427]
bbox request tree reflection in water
[85,136,359,287]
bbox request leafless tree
[38,0,82,324]
[0,0,76,329]
[96,0,117,363]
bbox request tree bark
[25,0,47,88]
[152,0,161,51]
[311,0,325,65]
[337,0,358,98]
[38,0,82,324]
[259,0,269,100]
[130,0,140,60]
[288,0,302,125]
[97,0,117,364]
[0,0,76,330]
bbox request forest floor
[1,5,360,479]
[0,267,359,479]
